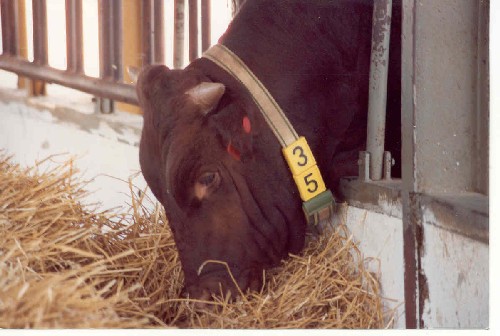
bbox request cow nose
[184,268,262,310]
[191,288,212,310]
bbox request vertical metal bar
[174,0,185,68]
[201,0,211,52]
[141,0,153,65]
[401,0,418,328]
[30,0,47,96]
[32,0,48,65]
[99,0,121,81]
[98,0,111,79]
[17,0,29,89]
[188,0,198,62]
[143,0,164,65]
[366,0,392,180]
[65,0,84,73]
[112,0,122,81]
[1,0,19,56]
[153,0,164,63]
[98,0,122,113]
[98,0,113,113]
[475,0,489,195]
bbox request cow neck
[203,44,298,148]
[202,44,335,227]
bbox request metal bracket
[302,189,335,227]
[358,151,371,182]
[359,150,395,181]
[383,150,395,180]
[94,97,114,114]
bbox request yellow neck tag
[282,137,327,202]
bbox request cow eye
[198,172,218,186]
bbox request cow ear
[210,102,254,162]
[136,65,172,204]
[186,82,225,115]
[136,65,171,106]
[127,66,140,84]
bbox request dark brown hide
[137,0,401,301]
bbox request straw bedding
[0,152,394,329]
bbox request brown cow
[136,0,401,303]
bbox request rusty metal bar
[17,0,29,89]
[112,0,123,81]
[32,0,48,65]
[99,0,111,79]
[141,0,153,65]
[0,56,138,104]
[1,0,19,56]
[97,0,122,113]
[65,0,84,73]
[201,0,211,52]
[99,0,122,81]
[174,0,185,68]
[188,0,198,62]
[154,0,165,63]
[142,0,165,65]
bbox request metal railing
[0,0,217,106]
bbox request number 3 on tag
[282,137,316,176]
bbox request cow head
[136,64,305,303]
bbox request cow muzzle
[183,264,262,310]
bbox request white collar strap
[203,44,298,148]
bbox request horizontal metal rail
[0,0,211,107]
[0,55,138,104]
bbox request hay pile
[0,152,395,328]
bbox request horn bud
[186,82,225,115]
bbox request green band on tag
[302,189,335,226]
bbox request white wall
[331,205,406,328]
[421,210,489,328]
[0,90,147,212]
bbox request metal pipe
[98,0,111,79]
[173,0,185,68]
[366,0,392,180]
[65,0,83,73]
[153,0,165,63]
[1,0,19,56]
[188,0,198,62]
[201,0,211,52]
[112,0,123,81]
[0,56,138,104]
[141,0,163,65]
[99,0,122,81]
[141,0,153,65]
[32,0,48,65]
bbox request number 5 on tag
[293,165,326,201]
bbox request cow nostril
[191,289,212,311]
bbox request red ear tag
[242,116,251,134]
[227,142,241,161]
